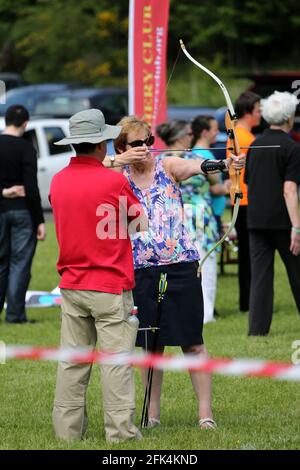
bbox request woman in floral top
[115,116,245,430]
[157,118,231,325]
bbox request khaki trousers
[52,289,141,443]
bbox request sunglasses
[127,135,155,148]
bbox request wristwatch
[109,155,115,168]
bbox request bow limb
[179,39,243,274]
[180,40,235,116]
[197,199,240,272]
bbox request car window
[92,93,128,116]
[44,127,72,155]
[23,129,40,158]
[5,90,37,111]
[35,96,88,116]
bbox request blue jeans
[0,210,37,322]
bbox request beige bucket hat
[54,108,121,145]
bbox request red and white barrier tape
[3,345,300,381]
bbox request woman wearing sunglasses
[114,115,245,430]
[155,119,220,324]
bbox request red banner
[128,0,170,148]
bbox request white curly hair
[262,91,299,125]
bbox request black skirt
[133,261,204,348]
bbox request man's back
[0,134,33,182]
[50,156,142,294]
[245,129,300,229]
[0,133,43,226]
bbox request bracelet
[292,226,300,234]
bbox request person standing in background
[0,105,45,324]
[192,115,231,238]
[226,91,261,312]
[245,92,300,335]
[156,119,194,157]
[189,116,231,323]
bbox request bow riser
[225,111,243,203]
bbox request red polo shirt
[49,156,143,294]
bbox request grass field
[1,221,300,450]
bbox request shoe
[5,319,24,324]
[199,418,217,429]
[204,317,216,325]
[135,430,143,440]
[5,319,37,324]
[147,417,161,428]
[240,306,249,312]
[213,308,219,318]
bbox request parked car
[246,72,300,106]
[0,117,73,209]
[0,84,128,125]
[0,83,77,116]
[0,73,27,92]
[32,87,128,124]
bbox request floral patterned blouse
[179,151,219,252]
[123,158,199,269]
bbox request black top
[0,134,44,227]
[245,129,300,230]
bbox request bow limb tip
[179,39,185,49]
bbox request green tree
[0,0,300,102]
[1,0,129,84]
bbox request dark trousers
[248,229,300,336]
[235,205,251,311]
[0,210,37,323]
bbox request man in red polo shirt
[49,109,147,443]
